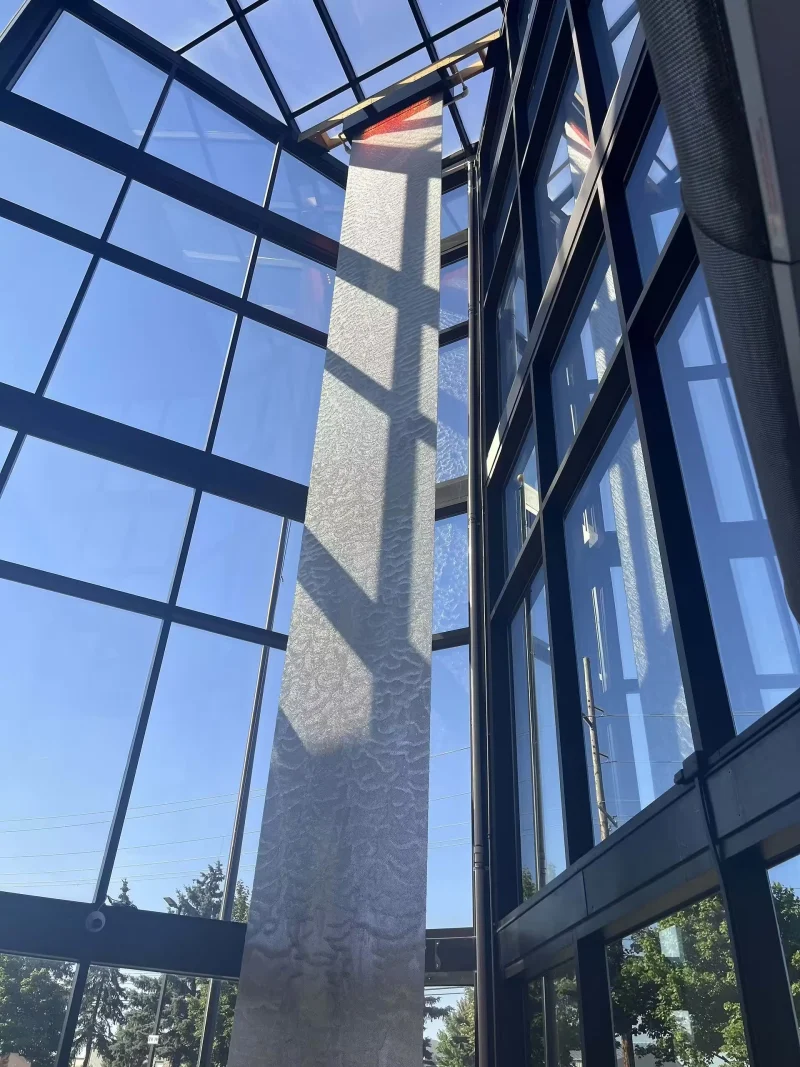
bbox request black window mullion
[308,0,365,102]
[225,0,299,134]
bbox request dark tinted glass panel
[13,13,167,146]
[110,625,262,911]
[437,338,468,483]
[184,22,281,118]
[535,65,591,285]
[0,217,91,391]
[110,182,254,295]
[589,0,640,100]
[504,425,539,570]
[0,438,192,600]
[626,106,681,279]
[511,601,537,898]
[497,244,528,405]
[178,493,283,627]
[526,3,564,136]
[658,271,800,731]
[248,239,335,333]
[47,261,235,448]
[213,318,325,485]
[552,248,621,460]
[527,961,580,1067]
[145,81,275,204]
[565,401,690,840]
[323,0,421,74]
[433,514,469,633]
[0,124,125,236]
[440,259,469,330]
[98,0,229,50]
[0,953,75,1054]
[442,185,469,238]
[0,582,158,900]
[608,896,748,1067]
[428,645,472,927]
[269,152,345,242]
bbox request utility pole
[582,656,611,841]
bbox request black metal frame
[479,3,800,1066]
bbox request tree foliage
[435,989,475,1067]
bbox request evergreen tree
[423,993,452,1066]
[107,973,159,1067]
[164,864,224,921]
[435,989,474,1067]
[0,956,73,1067]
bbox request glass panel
[177,493,282,627]
[0,582,159,900]
[0,438,193,600]
[455,68,493,145]
[608,895,748,1067]
[110,181,254,296]
[626,107,681,279]
[442,185,469,238]
[526,2,564,136]
[433,513,469,633]
[213,318,325,485]
[145,81,275,205]
[497,243,529,405]
[295,89,357,134]
[272,522,303,635]
[0,124,125,236]
[492,172,516,259]
[13,13,167,147]
[526,963,580,1067]
[47,260,235,448]
[552,248,621,460]
[247,0,347,112]
[418,0,491,35]
[505,425,539,570]
[323,0,421,75]
[1,0,21,33]
[769,854,800,1028]
[0,953,76,1063]
[425,987,474,1066]
[269,152,345,242]
[110,624,262,911]
[184,22,281,118]
[71,967,156,1067]
[96,0,229,50]
[435,9,503,55]
[510,601,537,899]
[443,107,463,158]
[436,338,469,483]
[360,50,427,97]
[440,259,469,330]
[0,216,91,391]
[535,64,591,286]
[248,239,335,333]
[565,401,691,840]
[527,976,545,1067]
[0,428,16,470]
[589,0,640,101]
[428,645,472,928]
[657,271,800,731]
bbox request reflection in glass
[589,0,640,101]
[0,216,91,391]
[565,401,691,840]
[552,248,622,460]
[0,438,193,600]
[627,107,681,279]
[442,185,469,238]
[428,646,472,928]
[178,494,282,627]
[322,0,421,74]
[658,271,800,731]
[535,65,591,285]
[13,12,167,146]
[0,953,75,1056]
[145,81,275,204]
[440,259,469,330]
[213,318,325,486]
[433,514,469,633]
[505,426,539,571]
[248,239,335,333]
[184,22,281,118]
[0,123,125,236]
[0,582,159,900]
[769,854,800,1025]
[111,182,254,295]
[437,338,468,483]
[110,625,262,911]
[269,151,346,242]
[527,962,581,1067]
[608,896,748,1067]
[497,244,528,406]
[272,523,303,635]
[47,260,235,448]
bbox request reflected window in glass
[552,247,621,460]
[12,12,167,146]
[565,401,691,840]
[626,106,681,279]
[213,318,325,486]
[437,338,469,483]
[0,438,193,600]
[769,854,800,1010]
[248,239,335,333]
[497,244,528,407]
[504,425,539,570]
[269,152,345,242]
[440,259,469,330]
[47,261,235,448]
[589,0,640,101]
[0,582,159,900]
[658,270,800,732]
[527,961,580,1067]
[608,895,748,1067]
[535,64,591,285]
[442,185,469,238]
[433,513,469,633]
[110,182,254,295]
[145,81,276,204]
